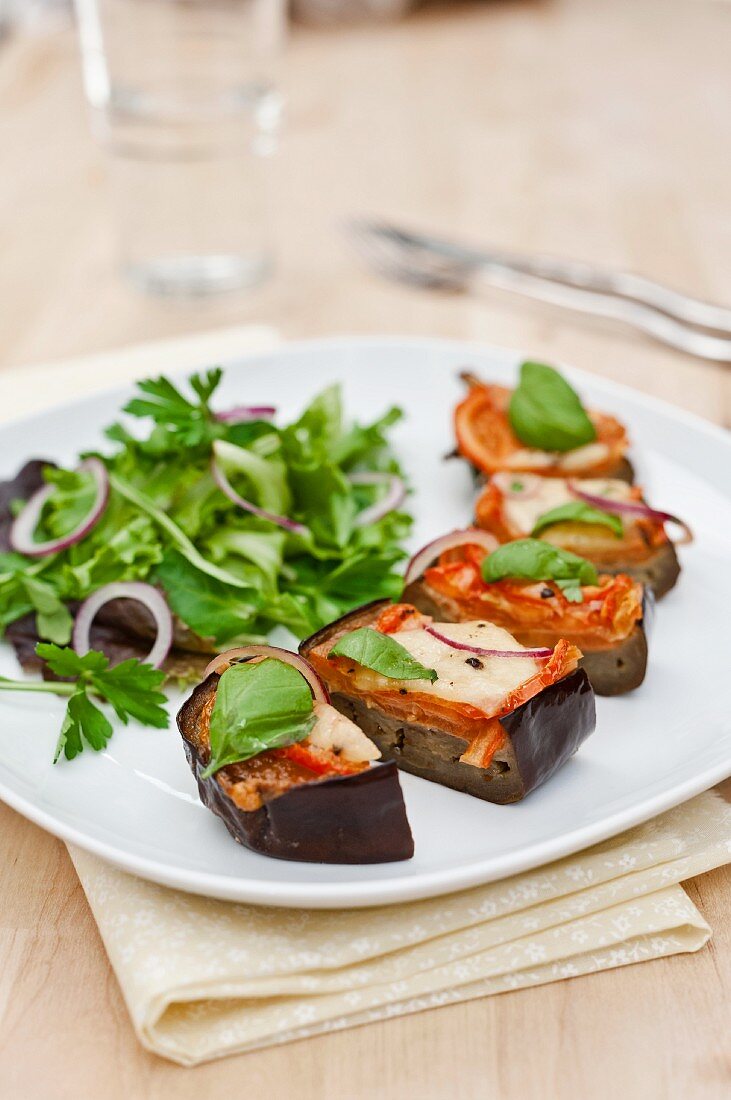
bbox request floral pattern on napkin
[69,789,731,1065]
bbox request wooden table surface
[0,0,729,1096]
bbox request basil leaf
[531,501,623,538]
[329,627,438,682]
[508,361,596,452]
[482,539,598,602]
[202,658,315,777]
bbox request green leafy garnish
[0,371,412,652]
[122,369,223,450]
[508,361,597,452]
[531,501,623,538]
[482,539,598,603]
[202,658,315,777]
[0,643,168,762]
[329,628,438,681]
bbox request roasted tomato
[455,377,629,479]
[422,546,643,650]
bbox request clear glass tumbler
[74,0,285,295]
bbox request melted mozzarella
[557,442,611,472]
[500,477,633,535]
[503,442,610,472]
[309,702,381,762]
[353,622,541,714]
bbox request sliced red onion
[73,582,173,668]
[214,405,276,423]
[349,472,406,527]
[203,646,330,702]
[567,481,693,545]
[492,472,543,499]
[404,529,499,586]
[10,458,109,558]
[210,458,308,536]
[425,625,552,660]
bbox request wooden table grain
[0,1,729,1096]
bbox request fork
[349,219,731,363]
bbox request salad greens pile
[0,369,412,653]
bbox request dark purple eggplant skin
[177,674,414,864]
[498,669,595,796]
[300,603,597,804]
[328,670,595,804]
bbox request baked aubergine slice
[475,472,691,599]
[177,649,414,864]
[401,533,652,696]
[300,601,596,804]
[455,367,633,482]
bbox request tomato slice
[423,548,643,647]
[455,381,628,477]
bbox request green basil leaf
[481,538,598,602]
[329,627,438,682]
[508,361,596,452]
[202,658,315,777]
[531,501,623,538]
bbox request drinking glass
[74,0,285,295]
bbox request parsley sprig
[0,643,168,762]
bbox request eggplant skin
[300,605,596,804]
[177,675,414,864]
[592,542,680,600]
[328,670,594,805]
[402,577,651,697]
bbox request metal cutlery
[350,219,731,363]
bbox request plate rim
[1,334,729,908]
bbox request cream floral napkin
[68,790,730,1066]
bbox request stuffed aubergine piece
[475,472,691,599]
[455,365,633,482]
[401,533,652,696]
[300,601,596,804]
[177,649,414,863]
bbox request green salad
[0,369,413,652]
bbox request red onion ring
[567,481,694,546]
[424,625,552,660]
[349,472,406,527]
[492,472,543,499]
[210,458,308,536]
[404,529,499,586]
[203,646,330,703]
[73,582,173,668]
[10,458,109,558]
[214,406,276,423]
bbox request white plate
[0,337,729,908]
